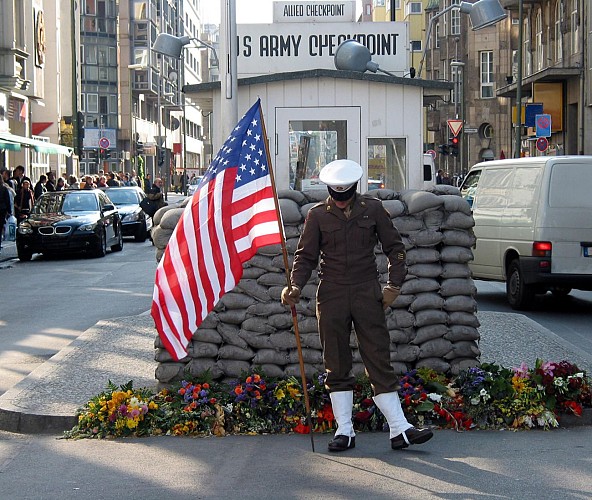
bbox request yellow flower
[275,389,286,400]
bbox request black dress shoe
[390,427,433,450]
[328,435,355,452]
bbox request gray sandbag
[300,333,322,349]
[247,301,287,316]
[440,246,474,263]
[253,349,290,365]
[449,357,481,376]
[428,184,460,196]
[392,216,425,234]
[192,328,223,344]
[269,331,298,349]
[257,243,282,256]
[423,210,444,229]
[295,317,319,334]
[401,278,440,294]
[414,310,448,327]
[448,312,481,328]
[267,313,295,330]
[444,340,481,360]
[372,188,397,200]
[352,349,363,363]
[259,364,285,378]
[376,253,388,274]
[152,204,180,226]
[217,323,249,348]
[155,362,185,383]
[278,189,307,204]
[441,263,472,279]
[150,225,174,250]
[391,293,415,309]
[444,295,478,313]
[303,189,328,202]
[399,190,444,214]
[301,202,319,219]
[408,263,443,279]
[284,363,320,379]
[349,332,359,348]
[407,229,444,247]
[235,279,271,301]
[216,359,251,378]
[405,248,440,265]
[389,328,415,344]
[159,207,184,230]
[415,357,451,373]
[444,325,480,341]
[154,348,185,363]
[273,253,293,270]
[440,278,477,297]
[390,344,420,362]
[441,212,475,229]
[351,362,367,376]
[187,358,224,379]
[386,309,415,329]
[190,341,220,358]
[238,330,274,349]
[246,254,282,272]
[200,313,219,329]
[219,292,258,310]
[442,229,476,247]
[409,292,445,312]
[391,362,410,375]
[280,198,303,224]
[419,338,453,359]
[218,344,255,361]
[241,317,277,334]
[441,194,472,215]
[288,348,323,364]
[300,283,318,299]
[217,309,248,325]
[242,267,267,279]
[382,199,405,217]
[412,324,449,344]
[155,247,165,262]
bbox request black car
[103,186,152,242]
[16,189,123,261]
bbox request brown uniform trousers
[291,193,406,395]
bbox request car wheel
[93,229,107,258]
[17,243,32,262]
[506,259,535,310]
[111,225,124,252]
[551,286,572,297]
[134,221,148,242]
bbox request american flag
[151,99,282,360]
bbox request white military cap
[319,160,363,192]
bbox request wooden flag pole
[259,103,315,453]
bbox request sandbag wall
[150,185,480,387]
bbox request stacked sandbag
[152,186,480,387]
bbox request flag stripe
[152,99,282,360]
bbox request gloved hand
[281,286,301,307]
[382,285,401,310]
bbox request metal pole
[157,58,167,201]
[514,0,524,158]
[220,0,238,142]
[181,54,187,196]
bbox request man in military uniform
[282,159,433,452]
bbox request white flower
[428,393,442,402]
[470,397,480,405]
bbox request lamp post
[417,0,507,79]
[451,60,465,175]
[514,0,524,158]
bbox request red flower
[294,422,310,434]
[354,410,372,423]
[234,387,243,395]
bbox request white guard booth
[184,3,451,192]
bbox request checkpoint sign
[536,137,549,152]
[447,119,463,137]
[98,137,110,149]
[535,114,551,137]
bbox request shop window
[367,138,407,191]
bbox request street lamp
[417,0,507,78]
[514,0,524,158]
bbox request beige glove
[281,286,301,307]
[382,285,401,310]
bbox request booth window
[367,138,407,191]
[289,120,347,190]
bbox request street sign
[98,137,110,149]
[426,149,437,160]
[535,114,552,137]
[464,128,478,134]
[536,137,549,152]
[447,119,463,137]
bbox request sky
[201,0,362,25]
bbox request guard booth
[184,2,451,192]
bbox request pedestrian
[0,177,13,254]
[106,172,120,187]
[55,177,66,191]
[34,174,47,199]
[67,175,80,189]
[281,159,433,453]
[45,171,56,192]
[14,179,35,221]
[12,165,31,190]
[146,177,167,211]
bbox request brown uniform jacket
[291,193,406,288]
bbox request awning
[0,131,73,156]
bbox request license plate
[583,246,592,257]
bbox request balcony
[499,0,545,11]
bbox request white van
[460,156,592,309]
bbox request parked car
[16,189,123,261]
[187,176,204,197]
[459,156,592,309]
[104,186,152,242]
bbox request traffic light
[88,149,97,160]
[158,150,165,167]
[449,136,460,157]
[438,144,449,156]
[136,141,144,154]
